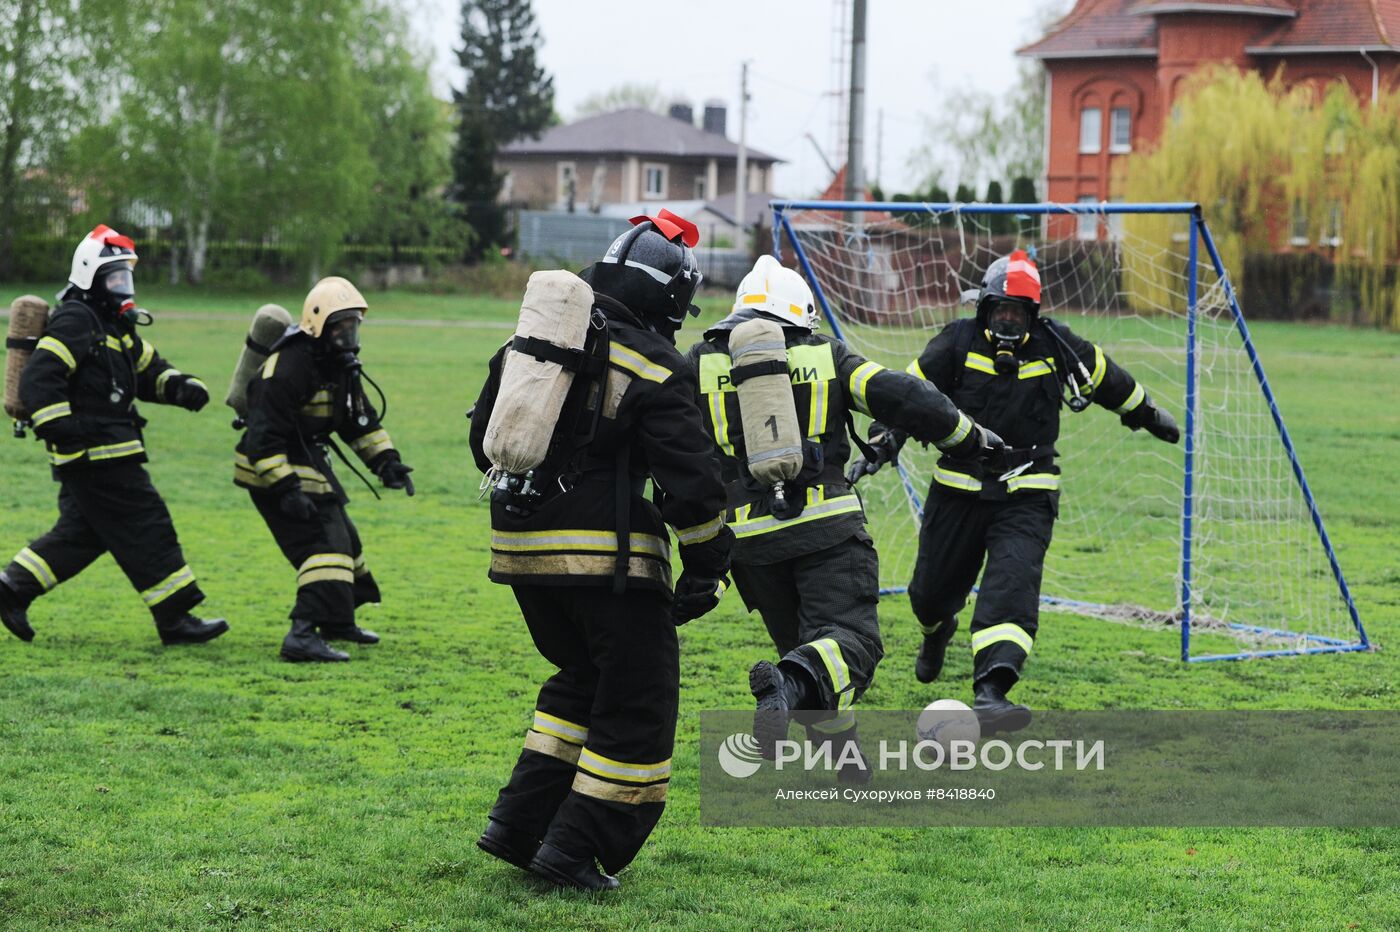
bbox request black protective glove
[846,429,903,485]
[374,454,415,496]
[279,486,319,521]
[173,377,209,412]
[1123,401,1181,444]
[671,572,729,626]
[973,424,1006,464]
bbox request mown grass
[1,282,1398,929]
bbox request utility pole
[844,0,867,205]
[737,60,750,242]
[875,107,884,195]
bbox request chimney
[668,99,694,125]
[702,99,727,136]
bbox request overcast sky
[415,0,1066,197]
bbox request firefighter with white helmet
[683,254,1001,774]
[234,276,413,662]
[0,225,228,645]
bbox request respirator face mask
[986,300,1031,375]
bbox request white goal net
[774,202,1365,660]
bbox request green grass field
[2,283,1399,929]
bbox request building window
[1324,201,1343,247]
[1077,195,1099,241]
[1110,107,1132,153]
[556,161,576,203]
[694,176,707,199]
[643,163,667,199]
[1079,107,1102,154]
[1290,199,1310,247]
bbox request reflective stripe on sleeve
[136,340,156,373]
[972,623,1034,656]
[608,344,672,384]
[35,336,77,373]
[847,360,886,415]
[936,412,973,450]
[253,454,295,483]
[675,514,725,546]
[140,565,196,607]
[1089,345,1106,388]
[31,402,72,426]
[350,429,394,462]
[155,369,182,396]
[1115,383,1146,414]
[906,358,926,380]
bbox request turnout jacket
[469,300,731,595]
[907,317,1145,498]
[235,334,396,504]
[685,312,980,564]
[21,297,205,474]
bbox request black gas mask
[984,299,1031,376]
[323,310,363,369]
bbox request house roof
[1021,0,1400,58]
[501,108,781,163]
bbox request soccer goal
[770,200,1368,662]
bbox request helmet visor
[102,266,135,300]
[325,310,363,352]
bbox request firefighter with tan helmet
[0,225,228,645]
[683,255,1002,774]
[235,276,413,662]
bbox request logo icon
[717,732,764,779]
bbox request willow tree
[1120,66,1400,327]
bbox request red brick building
[1020,0,1400,238]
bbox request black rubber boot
[915,617,958,684]
[973,676,1032,735]
[750,660,805,760]
[156,614,229,646]
[321,623,380,645]
[527,842,620,891]
[477,819,539,870]
[0,574,35,642]
[280,618,349,662]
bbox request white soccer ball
[917,699,980,748]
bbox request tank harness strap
[841,407,879,464]
[512,335,605,375]
[6,337,39,351]
[612,443,632,595]
[245,334,275,355]
[728,359,789,386]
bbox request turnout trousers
[907,485,1058,687]
[730,531,882,732]
[489,585,678,875]
[248,490,380,632]
[2,462,204,625]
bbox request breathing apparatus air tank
[5,295,49,436]
[484,270,596,511]
[226,304,294,425]
[729,317,804,518]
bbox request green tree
[575,83,667,119]
[452,0,554,255]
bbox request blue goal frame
[770,199,1369,663]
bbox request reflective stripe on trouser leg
[10,547,59,593]
[249,491,355,629]
[3,483,118,601]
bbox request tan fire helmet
[300,276,367,338]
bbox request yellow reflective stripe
[1007,472,1061,493]
[1115,382,1146,414]
[297,553,354,587]
[353,554,369,577]
[932,464,981,492]
[524,730,584,764]
[262,352,280,379]
[103,335,123,351]
[120,334,134,348]
[254,454,294,482]
[1018,359,1055,379]
[807,379,829,437]
[936,412,973,450]
[730,494,862,538]
[972,623,1034,655]
[906,358,926,380]
[675,513,725,546]
[1089,345,1106,389]
[47,445,86,466]
[88,440,144,461]
[350,429,394,461]
[31,402,71,426]
[809,637,854,710]
[964,353,997,375]
[140,565,196,606]
[490,530,670,559]
[608,344,672,384]
[302,390,333,418]
[577,748,672,784]
[533,710,588,745]
[136,340,156,373]
[847,360,885,416]
[14,547,57,591]
[299,568,355,586]
[155,368,181,395]
[36,336,77,372]
[572,771,668,804]
[809,709,858,734]
[709,391,735,457]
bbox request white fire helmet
[734,255,818,330]
[300,276,367,338]
[69,224,138,291]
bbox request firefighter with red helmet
[854,249,1179,732]
[235,277,412,663]
[0,226,228,645]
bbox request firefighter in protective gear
[684,255,1000,773]
[857,249,1180,732]
[470,211,732,891]
[236,276,412,663]
[0,226,227,645]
